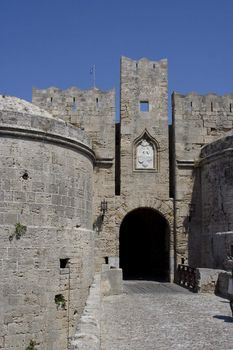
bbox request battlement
[121,56,167,76]
[32,86,115,121]
[120,56,168,125]
[173,92,233,114]
[32,86,115,158]
[120,57,167,101]
[172,92,233,162]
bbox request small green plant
[9,222,27,241]
[25,340,37,350]
[15,222,27,238]
[54,294,66,309]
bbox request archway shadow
[124,276,168,282]
[119,207,170,282]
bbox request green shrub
[25,340,37,350]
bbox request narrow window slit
[211,102,213,112]
[72,97,77,111]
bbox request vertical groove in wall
[115,122,121,195]
[171,92,178,276]
[169,124,174,198]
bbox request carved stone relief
[136,139,154,169]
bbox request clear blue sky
[1,0,233,120]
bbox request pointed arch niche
[133,130,159,171]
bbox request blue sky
[1,0,233,120]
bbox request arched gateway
[119,208,170,281]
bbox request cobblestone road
[100,281,233,350]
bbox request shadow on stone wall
[93,215,104,233]
[184,166,203,267]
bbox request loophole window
[60,258,69,269]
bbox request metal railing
[176,264,199,292]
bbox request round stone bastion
[0,96,95,350]
[199,132,233,269]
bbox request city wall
[172,92,233,266]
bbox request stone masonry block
[101,268,123,296]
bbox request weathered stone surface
[70,274,101,350]
[213,232,233,270]
[196,268,225,293]
[0,96,95,349]
[32,86,116,271]
[172,92,233,267]
[216,271,232,298]
[119,57,173,280]
[101,268,123,296]
[197,135,233,268]
[1,56,233,349]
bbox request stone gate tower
[2,55,233,350]
[117,57,173,281]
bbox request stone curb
[70,274,101,350]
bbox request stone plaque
[136,139,154,169]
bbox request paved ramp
[101,281,233,350]
[124,280,190,295]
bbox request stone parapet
[70,274,101,350]
[100,267,123,296]
[196,268,225,293]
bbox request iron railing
[176,264,199,292]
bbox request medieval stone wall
[0,96,95,349]
[172,92,233,266]
[198,134,233,268]
[32,87,115,159]
[2,58,233,350]
[32,87,116,270]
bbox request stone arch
[119,207,170,281]
[115,198,173,228]
[133,129,160,171]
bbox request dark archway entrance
[119,208,170,281]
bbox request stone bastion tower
[172,92,233,269]
[0,96,95,349]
